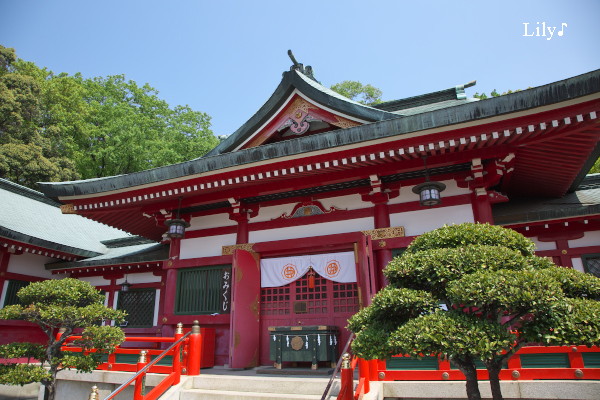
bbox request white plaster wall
[250,217,374,243]
[252,202,295,223]
[79,276,110,286]
[189,212,235,230]
[319,193,367,211]
[571,257,585,273]
[388,179,468,205]
[531,237,557,251]
[390,204,475,236]
[568,230,600,248]
[180,234,237,259]
[7,252,54,278]
[253,195,368,224]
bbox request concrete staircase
[178,373,341,400]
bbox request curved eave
[45,243,167,271]
[0,226,102,258]
[37,69,600,200]
[207,69,398,156]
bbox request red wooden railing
[60,321,204,400]
[338,346,600,400]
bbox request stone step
[179,388,326,400]
[190,374,339,396]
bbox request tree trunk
[43,382,55,400]
[486,360,504,400]
[452,357,481,400]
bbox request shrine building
[1,59,599,368]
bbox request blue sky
[1,0,599,137]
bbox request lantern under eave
[412,181,446,207]
[165,218,190,239]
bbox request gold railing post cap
[88,385,99,400]
[176,322,184,334]
[138,350,148,363]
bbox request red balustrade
[340,346,600,400]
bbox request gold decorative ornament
[60,204,76,214]
[291,336,304,351]
[511,370,520,379]
[442,372,450,380]
[341,353,350,369]
[88,385,99,400]
[574,369,584,378]
[222,243,256,255]
[378,372,386,379]
[378,240,387,248]
[561,249,568,255]
[361,226,405,240]
[288,97,312,115]
[330,115,361,129]
[161,317,168,323]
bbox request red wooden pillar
[229,200,257,244]
[0,249,10,299]
[471,188,494,224]
[105,277,117,309]
[161,237,182,337]
[230,213,249,244]
[362,190,394,288]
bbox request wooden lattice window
[332,282,359,313]
[261,286,291,316]
[295,275,328,314]
[582,254,600,278]
[261,273,358,315]
[175,265,232,315]
[2,280,29,307]
[117,288,156,328]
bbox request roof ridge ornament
[287,50,317,81]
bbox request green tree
[75,75,217,178]
[0,46,79,187]
[0,278,126,400]
[348,223,600,400]
[0,45,219,187]
[330,80,383,105]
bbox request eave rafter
[504,215,600,239]
[0,238,82,261]
[49,260,163,278]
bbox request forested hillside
[0,45,218,189]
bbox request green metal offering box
[268,325,338,369]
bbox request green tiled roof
[0,178,130,257]
[45,243,167,270]
[494,174,600,225]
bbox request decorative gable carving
[275,200,343,220]
[242,95,363,149]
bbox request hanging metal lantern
[412,156,446,207]
[412,181,446,206]
[165,197,190,239]
[165,218,190,239]
[121,275,131,292]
